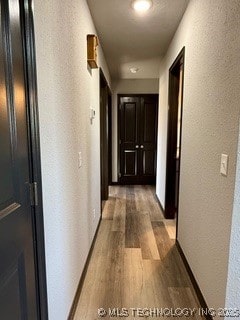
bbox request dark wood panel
[124,151,137,176]
[20,0,48,317]
[0,266,22,319]
[0,253,28,319]
[0,0,17,209]
[119,96,140,184]
[139,95,158,183]
[0,82,14,205]
[143,103,156,143]
[124,103,137,142]
[119,94,158,185]
[142,150,155,176]
[0,1,45,319]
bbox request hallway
[74,186,202,319]
[27,1,240,318]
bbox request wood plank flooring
[74,186,202,320]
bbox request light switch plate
[90,108,95,119]
[220,154,229,176]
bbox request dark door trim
[100,68,111,201]
[21,1,48,318]
[108,91,112,184]
[165,47,185,225]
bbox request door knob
[135,145,139,149]
[140,145,144,149]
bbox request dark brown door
[0,0,38,318]
[119,95,158,184]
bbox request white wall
[112,79,159,182]
[156,0,240,311]
[225,122,240,309]
[34,1,110,319]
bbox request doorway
[0,0,47,319]
[100,69,111,201]
[118,94,158,185]
[165,48,185,220]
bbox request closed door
[0,1,38,318]
[119,95,158,184]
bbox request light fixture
[132,0,153,13]
[130,67,139,74]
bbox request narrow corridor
[74,186,202,319]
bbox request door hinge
[30,182,38,207]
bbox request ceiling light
[130,67,139,73]
[132,0,153,13]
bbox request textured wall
[34,1,110,319]
[112,79,159,182]
[156,0,240,311]
[225,123,240,308]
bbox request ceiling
[87,0,189,80]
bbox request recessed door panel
[0,18,15,207]
[124,150,137,176]
[143,150,155,176]
[0,254,27,319]
[124,103,137,142]
[143,102,157,143]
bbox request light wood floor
[74,185,202,319]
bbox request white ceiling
[87,0,189,79]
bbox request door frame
[165,47,185,224]
[21,1,48,318]
[108,92,112,184]
[100,68,111,201]
[117,94,159,184]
